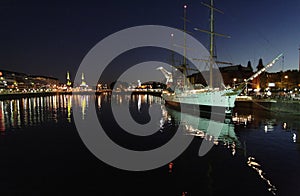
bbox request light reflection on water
[0,94,299,195]
[0,93,164,132]
[0,95,89,132]
[247,156,277,195]
[0,93,299,147]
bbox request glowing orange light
[168,162,173,173]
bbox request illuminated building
[0,69,59,92]
[66,71,72,87]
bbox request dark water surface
[0,94,299,195]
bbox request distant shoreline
[0,89,163,100]
[0,91,97,100]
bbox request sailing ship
[159,0,282,115]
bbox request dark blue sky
[1,0,300,83]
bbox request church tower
[66,71,72,87]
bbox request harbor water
[0,93,299,195]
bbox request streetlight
[233,78,237,89]
[284,75,289,91]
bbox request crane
[156,66,173,84]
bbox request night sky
[1,0,300,84]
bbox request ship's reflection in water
[162,106,239,156]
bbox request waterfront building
[187,60,300,96]
[219,62,253,88]
[187,63,253,90]
[0,69,59,92]
[30,75,59,90]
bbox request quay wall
[235,99,300,115]
[270,100,300,114]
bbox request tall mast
[183,4,188,88]
[183,5,187,67]
[194,0,230,88]
[298,46,300,71]
[209,0,214,88]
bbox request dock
[235,96,300,114]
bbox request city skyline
[1,0,300,84]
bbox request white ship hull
[162,89,241,113]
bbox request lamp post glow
[233,78,237,89]
[284,75,289,90]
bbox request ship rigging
[158,0,283,115]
